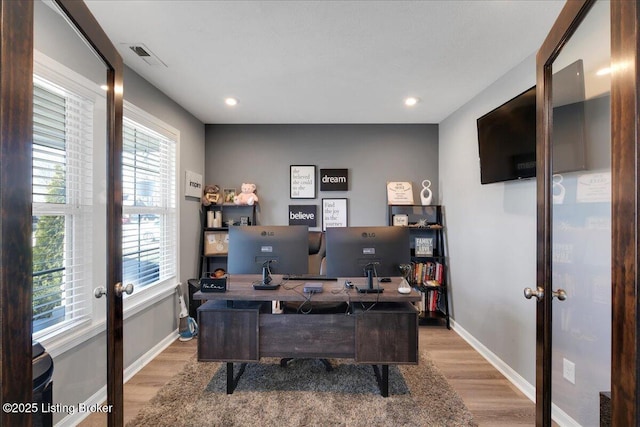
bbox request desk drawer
[197,300,260,362]
[260,314,355,358]
[354,302,419,364]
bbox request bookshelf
[388,204,449,328]
[198,203,256,278]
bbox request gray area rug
[127,352,476,426]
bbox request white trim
[123,331,181,383]
[123,280,177,319]
[451,319,536,401]
[551,405,582,427]
[33,50,103,102]
[124,101,180,141]
[56,331,180,427]
[451,319,583,427]
[42,286,176,358]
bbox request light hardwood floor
[81,326,536,426]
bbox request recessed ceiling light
[225,97,238,106]
[404,97,419,107]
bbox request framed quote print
[290,165,316,199]
[322,198,348,231]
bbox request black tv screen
[477,86,537,184]
[477,60,586,184]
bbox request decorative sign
[290,165,316,199]
[320,168,348,191]
[322,198,348,231]
[415,237,434,256]
[288,205,317,227]
[393,214,409,226]
[204,231,229,255]
[387,181,414,205]
[576,172,611,203]
[185,170,203,198]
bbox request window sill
[40,278,178,359]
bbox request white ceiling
[84,0,565,125]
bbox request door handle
[94,286,107,299]
[114,282,134,297]
[524,286,544,301]
[552,288,567,301]
[523,287,567,302]
[94,283,134,299]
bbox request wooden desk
[194,275,420,396]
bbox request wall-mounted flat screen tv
[476,59,586,184]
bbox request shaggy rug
[127,352,476,427]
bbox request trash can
[33,341,53,427]
[188,278,201,319]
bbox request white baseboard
[450,319,581,427]
[56,330,179,427]
[123,331,180,383]
[451,319,536,401]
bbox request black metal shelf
[388,204,449,329]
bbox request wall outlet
[563,358,575,384]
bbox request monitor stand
[356,270,384,294]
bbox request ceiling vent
[126,43,167,67]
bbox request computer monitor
[227,225,309,278]
[325,226,410,280]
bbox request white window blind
[32,76,94,336]
[122,117,177,289]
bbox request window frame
[121,101,180,314]
[33,51,181,354]
[32,52,102,343]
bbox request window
[122,114,177,290]
[32,76,94,335]
[32,53,178,343]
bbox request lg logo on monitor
[260,231,275,237]
[361,232,376,238]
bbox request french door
[0,1,124,425]
[533,0,640,425]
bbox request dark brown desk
[194,275,420,396]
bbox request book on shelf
[412,261,445,286]
[416,288,440,313]
[427,289,439,312]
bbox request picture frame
[288,204,317,227]
[184,170,203,199]
[393,214,409,226]
[223,188,236,204]
[322,198,348,231]
[204,231,230,255]
[290,165,316,199]
[414,237,434,257]
[387,181,414,205]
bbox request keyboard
[252,284,280,290]
[283,274,337,281]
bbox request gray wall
[204,124,438,229]
[439,55,538,385]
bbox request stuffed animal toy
[202,184,221,206]
[234,183,258,205]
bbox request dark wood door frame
[536,0,639,425]
[0,1,124,425]
[0,2,35,426]
[609,1,640,425]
